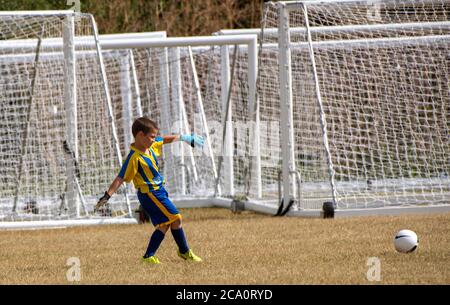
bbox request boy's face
[137,129,158,149]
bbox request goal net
[96,35,264,210]
[262,0,450,210]
[0,12,134,226]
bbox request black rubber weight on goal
[322,201,335,218]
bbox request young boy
[95,117,204,264]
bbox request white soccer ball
[394,229,418,253]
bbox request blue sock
[144,229,165,258]
[171,227,189,254]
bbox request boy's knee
[157,224,170,234]
[170,218,182,229]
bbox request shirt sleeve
[151,136,164,157]
[118,151,138,183]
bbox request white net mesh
[101,44,258,201]
[263,0,450,209]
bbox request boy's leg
[144,225,169,259]
[140,188,201,261]
[137,191,172,263]
[143,188,188,254]
[171,220,202,262]
[170,219,189,254]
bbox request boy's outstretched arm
[162,135,180,144]
[95,176,124,210]
[163,134,205,148]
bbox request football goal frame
[257,0,450,216]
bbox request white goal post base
[174,198,450,219]
[0,218,137,230]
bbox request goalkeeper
[96,117,204,264]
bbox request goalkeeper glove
[95,191,111,211]
[180,134,205,149]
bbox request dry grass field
[0,208,449,285]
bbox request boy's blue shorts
[137,187,181,227]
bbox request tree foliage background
[0,0,264,36]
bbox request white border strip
[217,21,450,37]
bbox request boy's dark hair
[132,117,159,138]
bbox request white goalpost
[258,0,450,216]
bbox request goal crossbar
[217,21,450,37]
[0,10,75,16]
[279,0,443,9]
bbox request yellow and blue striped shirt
[118,137,165,193]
